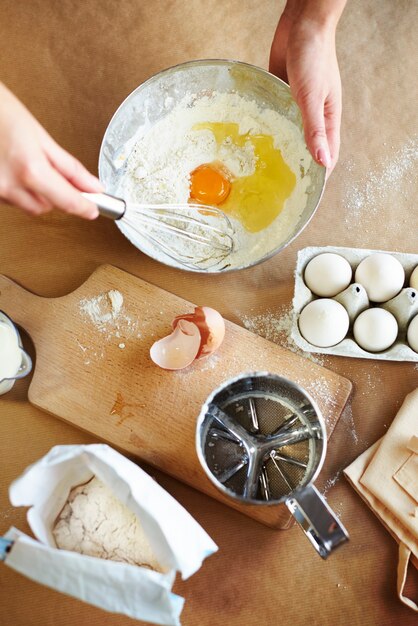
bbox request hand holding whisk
[83,192,235,270]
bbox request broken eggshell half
[150,307,225,370]
[173,306,225,358]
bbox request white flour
[118,92,312,270]
[240,305,326,366]
[78,290,141,364]
[343,135,418,230]
[53,476,162,571]
[79,289,124,328]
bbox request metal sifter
[196,372,349,558]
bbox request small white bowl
[0,311,32,395]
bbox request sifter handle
[82,192,126,220]
[285,484,349,558]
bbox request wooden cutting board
[0,265,352,528]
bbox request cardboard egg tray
[291,246,418,362]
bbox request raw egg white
[298,299,349,347]
[354,253,405,303]
[190,122,296,233]
[407,314,418,353]
[304,253,352,297]
[353,308,398,352]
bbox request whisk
[82,192,235,270]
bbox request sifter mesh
[201,375,322,503]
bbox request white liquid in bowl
[0,321,22,381]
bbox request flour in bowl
[118,91,313,270]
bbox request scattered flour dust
[240,304,362,502]
[174,352,222,377]
[241,305,326,366]
[343,135,418,229]
[77,289,141,364]
[79,289,124,329]
[320,400,361,504]
[322,471,342,497]
[118,91,313,270]
[340,401,359,446]
[239,306,345,425]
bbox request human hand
[270,1,346,174]
[0,82,102,219]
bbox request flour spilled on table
[79,290,125,331]
[303,377,340,428]
[239,305,340,423]
[77,290,141,365]
[240,304,327,366]
[342,135,418,230]
[322,471,342,497]
[239,303,365,505]
[319,400,362,509]
[340,401,359,446]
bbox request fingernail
[88,210,99,220]
[316,147,331,169]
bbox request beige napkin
[344,388,418,612]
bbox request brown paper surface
[0,1,417,625]
[344,439,418,569]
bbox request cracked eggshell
[298,299,349,347]
[150,319,201,370]
[407,314,418,353]
[173,306,225,359]
[353,309,398,352]
[355,253,405,302]
[304,252,352,297]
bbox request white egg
[304,253,352,297]
[354,253,404,302]
[407,314,418,353]
[298,299,349,347]
[353,308,398,352]
[410,266,418,290]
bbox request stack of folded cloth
[344,388,418,612]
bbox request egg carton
[291,246,418,362]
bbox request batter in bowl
[119,91,313,270]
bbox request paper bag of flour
[3,444,218,626]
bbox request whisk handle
[82,192,126,220]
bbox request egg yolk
[191,122,296,233]
[190,164,231,205]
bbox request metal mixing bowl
[98,59,326,272]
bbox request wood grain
[0,265,352,528]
